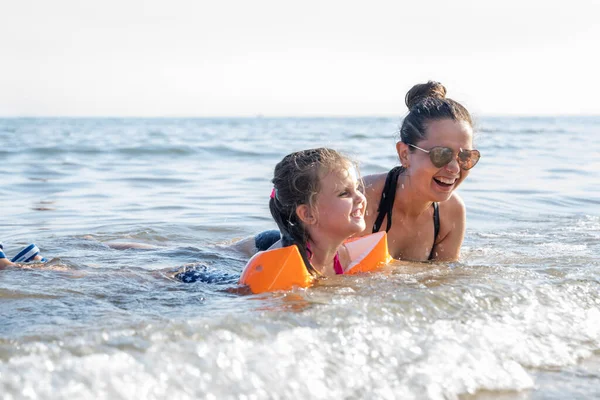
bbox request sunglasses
[408,144,480,170]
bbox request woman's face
[398,118,475,203]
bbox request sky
[1,0,599,117]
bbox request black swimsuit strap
[373,167,440,261]
[429,202,440,260]
[372,166,404,233]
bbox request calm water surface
[1,117,599,399]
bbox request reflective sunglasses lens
[458,149,480,170]
[429,147,454,168]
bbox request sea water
[1,116,599,399]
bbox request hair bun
[405,81,447,109]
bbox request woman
[250,81,480,262]
[361,81,480,261]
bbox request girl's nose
[355,191,367,205]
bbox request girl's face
[398,119,475,203]
[313,164,367,239]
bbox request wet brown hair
[269,148,355,275]
[400,81,473,146]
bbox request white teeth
[351,210,363,217]
[436,177,456,184]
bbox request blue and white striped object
[0,242,5,259]
[11,244,44,263]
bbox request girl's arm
[0,258,16,269]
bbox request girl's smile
[314,164,367,238]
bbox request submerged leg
[173,264,237,284]
[254,230,281,251]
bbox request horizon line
[1,113,599,119]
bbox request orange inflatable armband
[344,231,393,274]
[239,232,392,294]
[239,245,314,294]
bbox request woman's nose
[445,157,461,174]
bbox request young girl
[180,148,389,289]
[265,147,367,277]
[361,81,480,261]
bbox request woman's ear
[296,204,316,225]
[396,141,410,168]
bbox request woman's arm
[431,194,466,262]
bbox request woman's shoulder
[438,192,466,221]
[362,172,388,197]
[362,172,389,218]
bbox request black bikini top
[372,166,440,261]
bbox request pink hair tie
[270,188,276,199]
